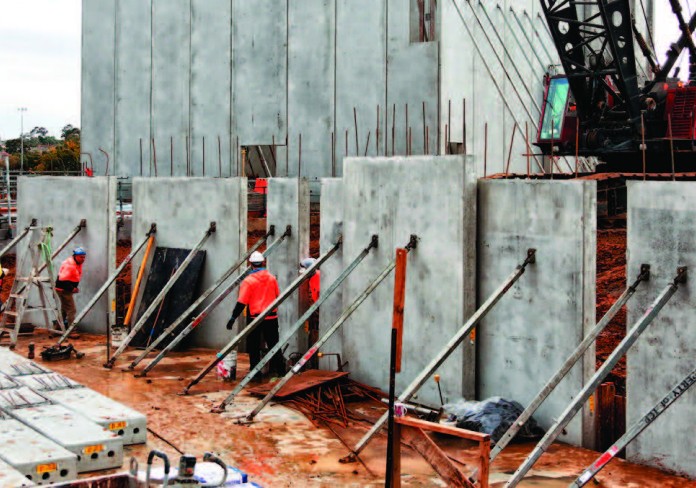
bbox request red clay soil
[0,254,15,303]
[596,228,627,393]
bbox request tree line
[1,125,81,173]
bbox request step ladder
[0,227,64,348]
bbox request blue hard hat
[300,258,316,269]
[73,247,86,256]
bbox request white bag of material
[216,350,237,382]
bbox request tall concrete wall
[477,180,596,448]
[626,181,696,477]
[335,155,477,406]
[265,179,310,356]
[131,178,247,348]
[318,178,344,370]
[17,177,117,334]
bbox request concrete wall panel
[191,0,232,178]
[131,178,247,348]
[152,0,191,176]
[340,155,477,406]
[232,0,287,146]
[17,177,117,334]
[335,0,386,172]
[318,178,344,370]
[626,181,696,476]
[478,180,596,448]
[266,179,310,355]
[81,0,116,176]
[287,0,335,179]
[115,0,152,178]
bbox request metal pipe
[345,248,537,461]
[104,222,217,369]
[213,234,378,410]
[484,265,650,470]
[505,267,688,487]
[180,234,340,395]
[137,226,291,377]
[127,227,276,371]
[241,235,419,423]
[571,366,696,487]
[0,219,36,261]
[57,224,157,345]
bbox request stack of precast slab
[0,347,146,483]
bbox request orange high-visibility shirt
[238,269,280,318]
[309,271,320,303]
[56,257,83,292]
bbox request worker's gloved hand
[226,317,236,330]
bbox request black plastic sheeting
[130,247,206,349]
[444,396,544,444]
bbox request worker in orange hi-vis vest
[300,257,320,367]
[55,248,86,327]
[227,251,285,380]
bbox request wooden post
[391,421,402,487]
[124,233,156,328]
[597,382,616,451]
[392,248,408,372]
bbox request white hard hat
[1,268,7,276]
[249,251,265,264]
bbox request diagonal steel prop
[481,265,651,473]
[0,219,37,261]
[57,224,157,345]
[571,365,696,487]
[133,226,292,376]
[126,226,278,371]
[239,235,419,424]
[104,222,217,369]
[342,248,537,463]
[505,266,688,487]
[212,234,378,412]
[180,235,342,395]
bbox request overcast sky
[0,0,693,141]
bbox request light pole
[17,107,27,175]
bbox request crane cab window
[539,77,570,141]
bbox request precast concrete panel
[335,0,386,173]
[318,179,344,371]
[115,0,152,178]
[17,177,117,334]
[18,373,146,446]
[232,0,287,145]
[266,179,310,356]
[626,181,696,476]
[341,155,477,405]
[0,456,35,487]
[0,388,123,473]
[81,0,116,177]
[287,0,335,179]
[131,178,247,349]
[478,180,597,448]
[0,411,77,486]
[191,0,232,178]
[152,0,191,176]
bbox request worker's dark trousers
[247,317,285,377]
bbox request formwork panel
[17,177,118,334]
[626,181,696,476]
[340,155,477,405]
[287,0,335,178]
[318,179,344,371]
[0,457,34,487]
[17,374,147,445]
[0,411,77,486]
[131,178,247,349]
[266,179,311,356]
[190,0,232,178]
[0,388,123,473]
[478,180,597,448]
[115,0,152,178]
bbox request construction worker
[55,248,86,326]
[226,251,285,379]
[300,257,320,368]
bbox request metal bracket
[284,224,292,237]
[405,234,419,251]
[527,248,537,264]
[147,223,157,235]
[208,221,217,234]
[79,219,87,228]
[675,266,688,284]
[29,218,38,227]
[640,264,651,282]
[369,234,379,250]
[268,224,276,236]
